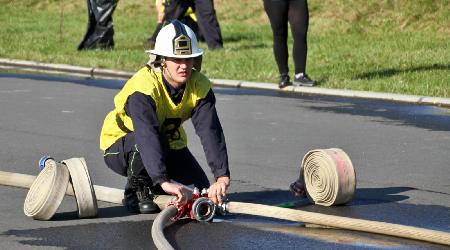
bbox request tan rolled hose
[62,158,98,218]
[301,148,356,206]
[225,202,450,246]
[23,160,70,220]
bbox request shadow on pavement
[227,186,412,206]
[2,220,157,250]
[51,205,131,221]
[304,99,450,132]
[354,64,450,80]
[0,72,125,89]
[213,84,450,132]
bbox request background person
[263,0,315,88]
[148,0,203,48]
[148,0,223,50]
[100,20,230,214]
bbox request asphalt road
[0,72,449,249]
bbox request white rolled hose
[301,148,356,206]
[22,158,99,220]
[23,160,70,220]
[61,158,98,218]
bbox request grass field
[0,0,449,97]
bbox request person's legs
[103,134,210,212]
[125,144,161,213]
[289,0,315,86]
[78,0,117,50]
[123,146,210,196]
[288,0,308,75]
[183,16,203,43]
[194,0,223,49]
[103,133,160,213]
[103,136,128,177]
[147,0,191,47]
[164,0,194,21]
[263,0,290,87]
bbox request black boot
[126,170,160,214]
[136,182,160,214]
[122,184,140,214]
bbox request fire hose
[151,188,219,250]
[151,205,178,250]
[0,150,450,247]
[2,170,450,246]
[300,148,356,206]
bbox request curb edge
[1,58,449,107]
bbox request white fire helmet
[148,20,203,58]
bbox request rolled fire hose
[23,160,70,220]
[23,157,98,220]
[61,157,98,218]
[301,148,356,206]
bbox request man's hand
[160,181,189,204]
[208,176,230,205]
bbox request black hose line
[151,205,178,250]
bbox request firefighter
[100,20,230,214]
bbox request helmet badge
[173,35,192,55]
[172,20,192,55]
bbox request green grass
[0,0,449,97]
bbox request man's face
[163,57,194,88]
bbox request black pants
[148,0,202,43]
[103,133,210,194]
[263,0,309,75]
[194,0,223,49]
[78,0,118,50]
[151,0,223,49]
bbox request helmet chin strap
[161,58,175,83]
[163,66,176,83]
